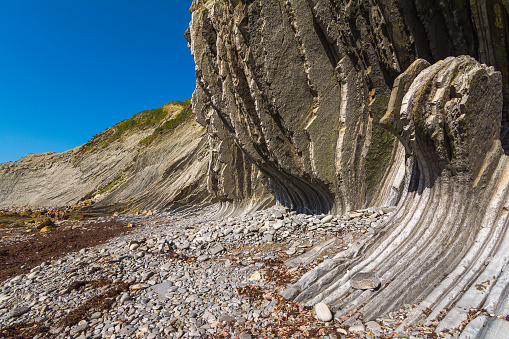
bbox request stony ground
[0,205,442,338]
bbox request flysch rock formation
[285,55,509,336]
[188,0,509,336]
[0,102,213,212]
[188,0,509,215]
[1,0,509,336]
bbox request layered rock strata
[189,0,509,214]
[0,103,211,211]
[284,56,509,335]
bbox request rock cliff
[189,0,509,214]
[189,0,509,335]
[0,101,211,212]
[285,56,509,334]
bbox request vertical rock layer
[189,0,509,214]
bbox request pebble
[349,323,366,333]
[209,244,225,255]
[315,302,333,322]
[0,205,393,338]
[9,306,31,318]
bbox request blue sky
[0,1,195,162]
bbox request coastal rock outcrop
[0,102,211,212]
[189,1,509,335]
[189,0,509,214]
[284,56,509,335]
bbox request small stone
[321,215,333,223]
[141,271,154,281]
[248,271,261,281]
[197,255,209,262]
[273,221,284,230]
[239,333,252,339]
[91,311,102,319]
[366,320,382,332]
[349,212,363,219]
[273,211,283,219]
[177,241,189,249]
[129,243,140,251]
[286,247,296,255]
[350,272,381,290]
[9,306,30,318]
[349,323,365,333]
[209,244,225,255]
[314,302,333,322]
[0,294,12,302]
[70,320,88,335]
[219,314,236,323]
[262,234,273,242]
[40,226,54,232]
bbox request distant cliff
[0,101,211,211]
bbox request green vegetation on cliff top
[79,99,192,153]
[140,100,193,145]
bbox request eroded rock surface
[283,56,509,336]
[189,0,509,214]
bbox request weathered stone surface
[350,272,381,290]
[282,56,509,337]
[189,0,509,214]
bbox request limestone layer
[285,56,509,335]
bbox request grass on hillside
[139,102,193,145]
[78,99,192,153]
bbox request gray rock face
[188,0,509,214]
[282,56,509,337]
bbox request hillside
[0,100,211,212]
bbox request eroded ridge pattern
[282,56,509,336]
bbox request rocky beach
[0,205,447,339]
[1,1,509,338]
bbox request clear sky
[0,0,195,163]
